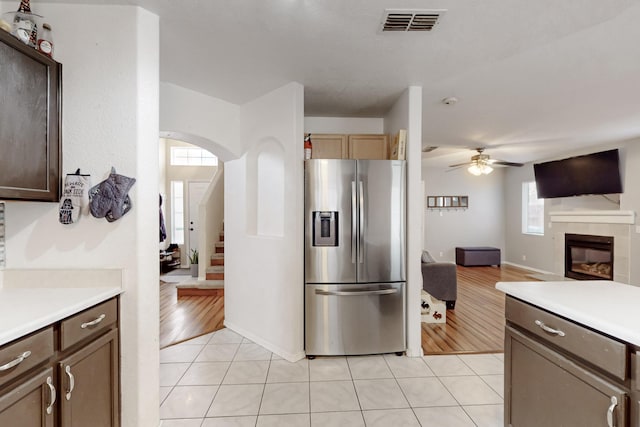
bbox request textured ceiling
[36,0,640,166]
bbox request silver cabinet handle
[534,320,566,337]
[316,288,398,296]
[351,181,357,263]
[81,314,106,329]
[0,350,31,371]
[65,365,75,400]
[46,376,56,415]
[607,396,618,427]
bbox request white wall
[161,82,241,161]
[503,164,554,272]
[304,117,384,134]
[423,167,506,262]
[620,141,640,283]
[224,82,305,361]
[384,86,423,357]
[0,3,160,426]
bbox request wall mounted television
[533,149,622,199]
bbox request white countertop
[496,281,640,347]
[0,287,122,346]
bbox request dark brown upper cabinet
[0,29,61,202]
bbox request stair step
[211,253,224,266]
[176,280,224,297]
[219,232,224,242]
[177,288,224,297]
[215,242,224,254]
[206,265,224,280]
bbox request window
[170,146,218,166]
[171,181,184,244]
[522,181,544,235]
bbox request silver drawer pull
[65,365,75,400]
[316,289,398,296]
[81,314,106,329]
[607,396,618,427]
[0,350,31,371]
[534,320,566,337]
[46,376,56,415]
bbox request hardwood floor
[421,264,538,355]
[159,280,225,349]
[159,264,535,352]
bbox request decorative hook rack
[426,195,468,211]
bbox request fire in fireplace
[565,234,614,280]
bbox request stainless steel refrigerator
[304,159,406,356]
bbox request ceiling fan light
[467,162,493,176]
[468,164,482,176]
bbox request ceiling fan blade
[448,161,472,168]
[491,160,524,167]
[446,165,466,172]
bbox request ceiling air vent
[381,9,446,32]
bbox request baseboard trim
[502,261,553,275]
[223,320,306,363]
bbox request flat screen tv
[533,149,623,199]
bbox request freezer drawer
[305,283,406,356]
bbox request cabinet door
[0,29,61,202]
[0,367,55,427]
[311,134,348,159]
[505,326,627,427]
[59,329,119,427]
[348,134,389,160]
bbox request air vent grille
[381,9,446,32]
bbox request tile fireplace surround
[551,210,634,283]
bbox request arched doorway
[158,132,233,348]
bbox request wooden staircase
[206,232,225,280]
[176,230,225,297]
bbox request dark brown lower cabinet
[59,330,119,427]
[506,326,628,427]
[0,368,55,427]
[0,297,119,426]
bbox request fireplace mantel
[550,210,635,224]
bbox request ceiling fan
[449,148,524,175]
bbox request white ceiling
[40,0,640,166]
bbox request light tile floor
[160,328,504,427]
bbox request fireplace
[565,234,614,280]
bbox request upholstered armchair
[421,251,457,309]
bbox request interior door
[357,160,406,283]
[187,181,209,263]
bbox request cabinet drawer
[506,297,627,380]
[60,298,117,351]
[0,327,54,388]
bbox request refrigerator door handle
[358,180,364,264]
[351,181,357,263]
[315,288,398,296]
